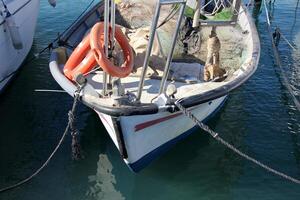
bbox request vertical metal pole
[103,0,110,95]
[111,0,116,48]
[136,2,161,101]
[159,3,186,94]
[108,0,116,88]
[193,0,201,28]
[231,0,241,22]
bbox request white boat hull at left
[0,0,40,93]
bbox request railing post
[103,0,110,95]
[159,2,186,94]
[231,0,241,23]
[136,0,187,101]
[193,0,201,28]
[111,0,116,47]
[136,2,161,101]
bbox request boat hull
[0,0,39,93]
[97,96,227,172]
[48,2,260,172]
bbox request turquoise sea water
[1,0,300,199]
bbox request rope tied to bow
[0,83,85,193]
[69,86,84,160]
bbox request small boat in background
[50,0,260,172]
[0,0,39,93]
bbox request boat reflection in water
[86,154,125,200]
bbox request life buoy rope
[63,22,134,81]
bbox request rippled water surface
[0,0,300,199]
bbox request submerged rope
[0,86,83,193]
[175,100,300,185]
[263,0,300,111]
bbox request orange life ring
[90,22,134,78]
[63,34,97,80]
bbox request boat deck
[86,62,227,103]
[52,0,259,109]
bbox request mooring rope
[262,0,300,111]
[0,86,83,193]
[280,33,297,51]
[175,100,300,184]
[262,0,297,51]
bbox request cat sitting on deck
[203,27,226,82]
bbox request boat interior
[54,0,258,108]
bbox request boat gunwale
[179,4,260,108]
[50,2,260,117]
[60,1,105,45]
[49,52,159,117]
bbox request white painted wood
[94,94,226,166]
[101,96,226,164]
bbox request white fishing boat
[0,0,39,92]
[49,0,260,172]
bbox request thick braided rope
[175,100,300,184]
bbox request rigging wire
[157,4,179,29]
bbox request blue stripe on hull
[128,96,228,172]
